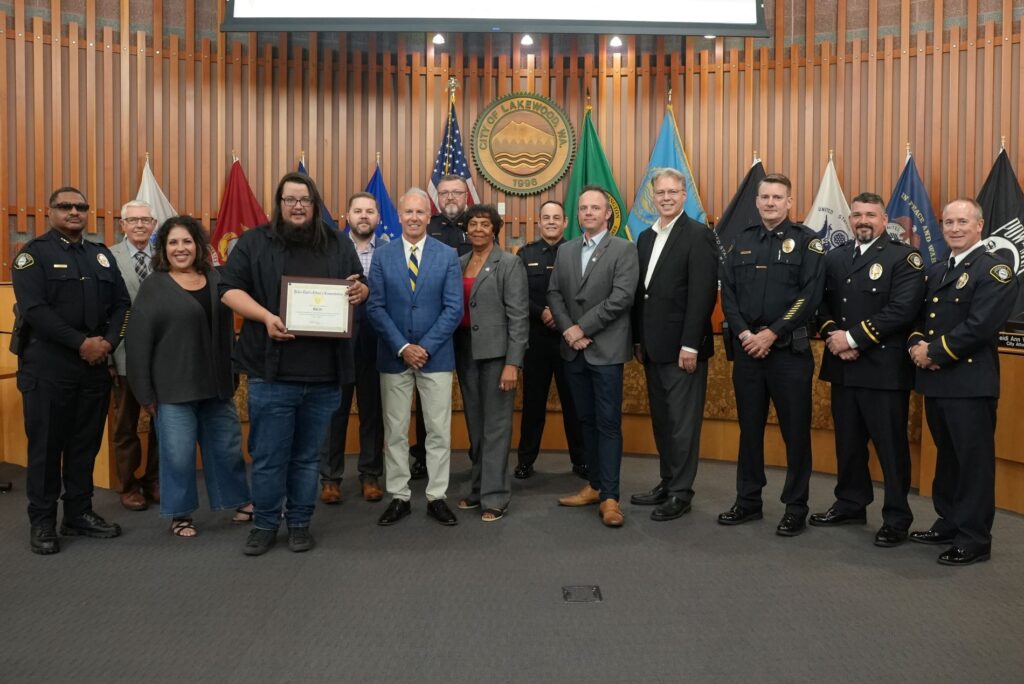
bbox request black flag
[978,149,1024,331]
[714,160,766,260]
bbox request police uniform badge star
[96,253,110,268]
[13,252,35,270]
[808,238,824,254]
[991,264,1013,284]
[907,253,923,270]
[869,263,883,280]
[781,238,795,254]
[956,272,970,289]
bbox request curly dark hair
[151,215,213,274]
[464,204,504,237]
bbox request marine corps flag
[977,148,1024,330]
[564,105,628,240]
[212,159,267,263]
[714,159,766,259]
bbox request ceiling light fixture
[521,34,534,46]
[609,35,623,48]
[432,33,445,45]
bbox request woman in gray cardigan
[454,204,529,521]
[126,216,251,537]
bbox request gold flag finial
[1001,135,1006,151]
[446,76,458,105]
[667,88,673,104]
[376,151,382,165]
[905,142,911,156]
[231,149,239,162]
[145,151,150,162]
[829,149,834,162]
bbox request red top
[461,277,475,328]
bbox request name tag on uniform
[740,250,752,255]
[52,264,68,269]
[527,262,540,266]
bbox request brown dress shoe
[143,483,160,504]
[599,499,624,527]
[558,484,601,507]
[120,491,148,511]
[362,480,384,502]
[320,482,342,505]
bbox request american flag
[427,100,480,214]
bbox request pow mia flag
[978,149,1024,333]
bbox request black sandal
[457,498,480,510]
[170,518,198,537]
[481,508,505,522]
[232,506,254,523]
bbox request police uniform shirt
[518,238,563,333]
[720,219,826,339]
[908,245,1018,398]
[12,229,130,379]
[817,237,926,390]
[427,213,470,255]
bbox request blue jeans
[564,357,624,501]
[247,379,340,529]
[154,398,250,518]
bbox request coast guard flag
[804,159,852,251]
[885,154,947,266]
[212,160,268,263]
[427,100,480,214]
[364,162,401,243]
[135,157,176,233]
[564,106,629,240]
[714,160,766,259]
[297,158,339,230]
[626,108,707,238]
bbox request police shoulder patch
[808,238,824,254]
[907,252,924,271]
[13,252,35,270]
[990,264,1014,284]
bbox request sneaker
[243,528,277,556]
[288,526,315,553]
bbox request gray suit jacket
[546,232,639,365]
[459,248,529,365]
[110,238,148,375]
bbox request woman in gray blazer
[454,205,529,521]
[126,216,252,537]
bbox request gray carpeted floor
[1,454,1023,683]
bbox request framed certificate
[279,276,355,338]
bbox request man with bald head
[907,198,1018,565]
[367,187,463,527]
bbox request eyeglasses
[282,197,314,207]
[653,189,683,198]
[438,190,467,198]
[52,202,90,212]
[122,217,156,225]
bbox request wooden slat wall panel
[2,3,1023,276]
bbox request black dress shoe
[937,545,991,566]
[717,504,763,526]
[243,528,277,556]
[650,496,691,521]
[513,464,534,479]
[410,460,428,480]
[776,513,807,537]
[60,511,122,538]
[909,529,956,545]
[630,483,668,506]
[808,507,867,527]
[874,524,909,547]
[377,499,412,526]
[571,464,589,480]
[30,525,60,555]
[426,499,458,526]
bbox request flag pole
[376,151,382,167]
[444,77,458,175]
[1000,135,1006,152]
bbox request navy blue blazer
[366,236,463,373]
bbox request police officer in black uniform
[718,173,825,536]
[513,200,586,479]
[12,187,130,555]
[408,174,473,478]
[810,192,926,547]
[908,198,1018,566]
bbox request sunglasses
[52,202,90,212]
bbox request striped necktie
[408,245,419,291]
[133,251,150,281]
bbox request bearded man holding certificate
[220,172,368,557]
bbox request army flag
[297,157,339,231]
[427,98,480,214]
[564,106,628,240]
[135,157,176,233]
[714,160,766,259]
[885,153,947,266]
[625,107,707,238]
[804,159,852,251]
[212,159,267,263]
[365,161,402,242]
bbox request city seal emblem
[471,92,575,196]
